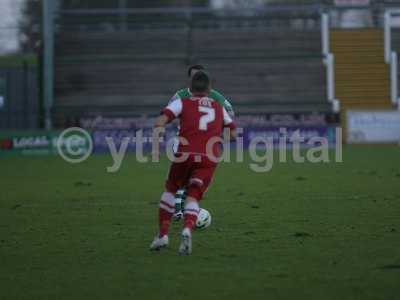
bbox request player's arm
[229,128,238,140]
[155,97,183,129]
[154,114,169,128]
[223,99,235,118]
[223,107,237,141]
[211,89,235,117]
[152,98,183,158]
[151,115,167,161]
[169,93,181,105]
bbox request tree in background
[19,0,42,54]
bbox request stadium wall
[0,113,340,157]
[0,66,39,130]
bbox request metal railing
[324,6,400,111]
[384,10,400,109]
[321,13,340,112]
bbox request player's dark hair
[188,64,205,77]
[190,71,210,93]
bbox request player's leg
[150,191,175,251]
[171,136,186,221]
[178,196,199,256]
[173,189,186,221]
[150,159,191,251]
[178,163,216,255]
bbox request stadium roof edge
[58,5,326,16]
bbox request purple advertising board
[92,126,337,153]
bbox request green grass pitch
[1,146,400,300]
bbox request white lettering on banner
[347,111,400,143]
[334,0,370,6]
[13,136,50,149]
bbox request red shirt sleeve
[161,108,176,122]
[161,98,183,122]
[224,122,236,130]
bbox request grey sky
[0,0,24,54]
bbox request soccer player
[150,71,236,255]
[172,65,235,116]
[171,65,235,220]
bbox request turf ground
[1,146,400,300]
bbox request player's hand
[151,126,165,162]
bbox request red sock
[184,213,197,231]
[159,208,173,237]
[183,201,199,231]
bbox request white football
[196,208,212,230]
